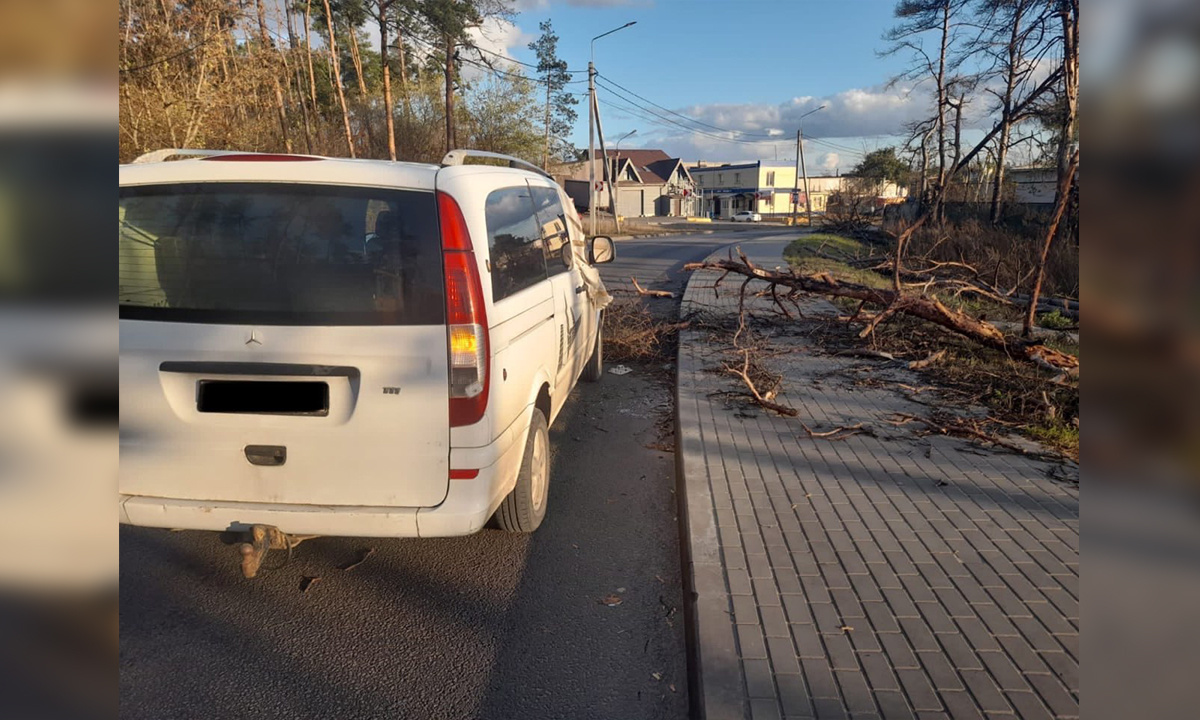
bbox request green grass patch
[1027,422,1080,455]
[1037,310,1075,330]
[783,233,890,289]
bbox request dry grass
[906,216,1078,300]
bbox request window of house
[717,173,723,184]
[484,186,548,301]
[735,172,741,185]
[529,185,572,274]
[766,171,776,186]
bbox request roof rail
[130,148,249,164]
[441,149,551,179]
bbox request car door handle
[575,285,586,294]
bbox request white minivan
[119,149,614,575]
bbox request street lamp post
[792,104,825,227]
[613,128,637,232]
[589,21,636,237]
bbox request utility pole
[613,129,637,234]
[792,105,825,226]
[543,70,552,171]
[594,95,617,231]
[798,127,812,223]
[588,59,596,236]
[589,22,636,237]
[792,129,801,226]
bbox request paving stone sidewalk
[677,238,1079,720]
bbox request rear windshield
[119,183,444,325]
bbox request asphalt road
[118,229,776,720]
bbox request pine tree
[528,20,578,169]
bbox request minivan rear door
[119,182,451,508]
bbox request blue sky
[471,0,963,172]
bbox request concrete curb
[676,248,747,720]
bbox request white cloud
[603,78,1020,166]
[515,0,642,9]
[461,17,536,83]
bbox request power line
[597,85,772,147]
[464,40,587,74]
[596,72,782,139]
[594,72,878,157]
[393,21,584,88]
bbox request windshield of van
[118,183,444,325]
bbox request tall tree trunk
[950,94,963,200]
[444,34,455,154]
[255,0,293,152]
[378,1,396,161]
[1054,0,1079,213]
[348,28,369,96]
[284,0,314,152]
[933,1,950,221]
[304,0,318,108]
[322,0,356,158]
[990,1,1025,224]
[347,28,375,154]
[1024,148,1078,337]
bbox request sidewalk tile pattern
[678,240,1078,719]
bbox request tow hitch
[237,525,316,578]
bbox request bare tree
[884,0,971,221]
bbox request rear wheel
[581,325,603,382]
[494,409,549,533]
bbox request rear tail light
[439,191,489,427]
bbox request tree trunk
[951,94,963,195]
[379,1,396,160]
[1024,148,1078,337]
[684,251,1078,375]
[322,0,356,158]
[304,0,318,109]
[283,0,314,152]
[348,28,368,97]
[255,0,293,152]
[933,1,950,222]
[1053,0,1079,214]
[444,34,455,154]
[990,1,1024,224]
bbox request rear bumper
[120,463,508,538]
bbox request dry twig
[631,276,674,298]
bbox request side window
[529,185,572,274]
[485,186,548,301]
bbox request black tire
[581,324,603,383]
[494,409,550,533]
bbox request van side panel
[439,168,557,454]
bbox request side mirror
[587,235,616,264]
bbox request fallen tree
[684,248,1079,377]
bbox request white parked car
[732,210,762,222]
[119,149,614,575]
